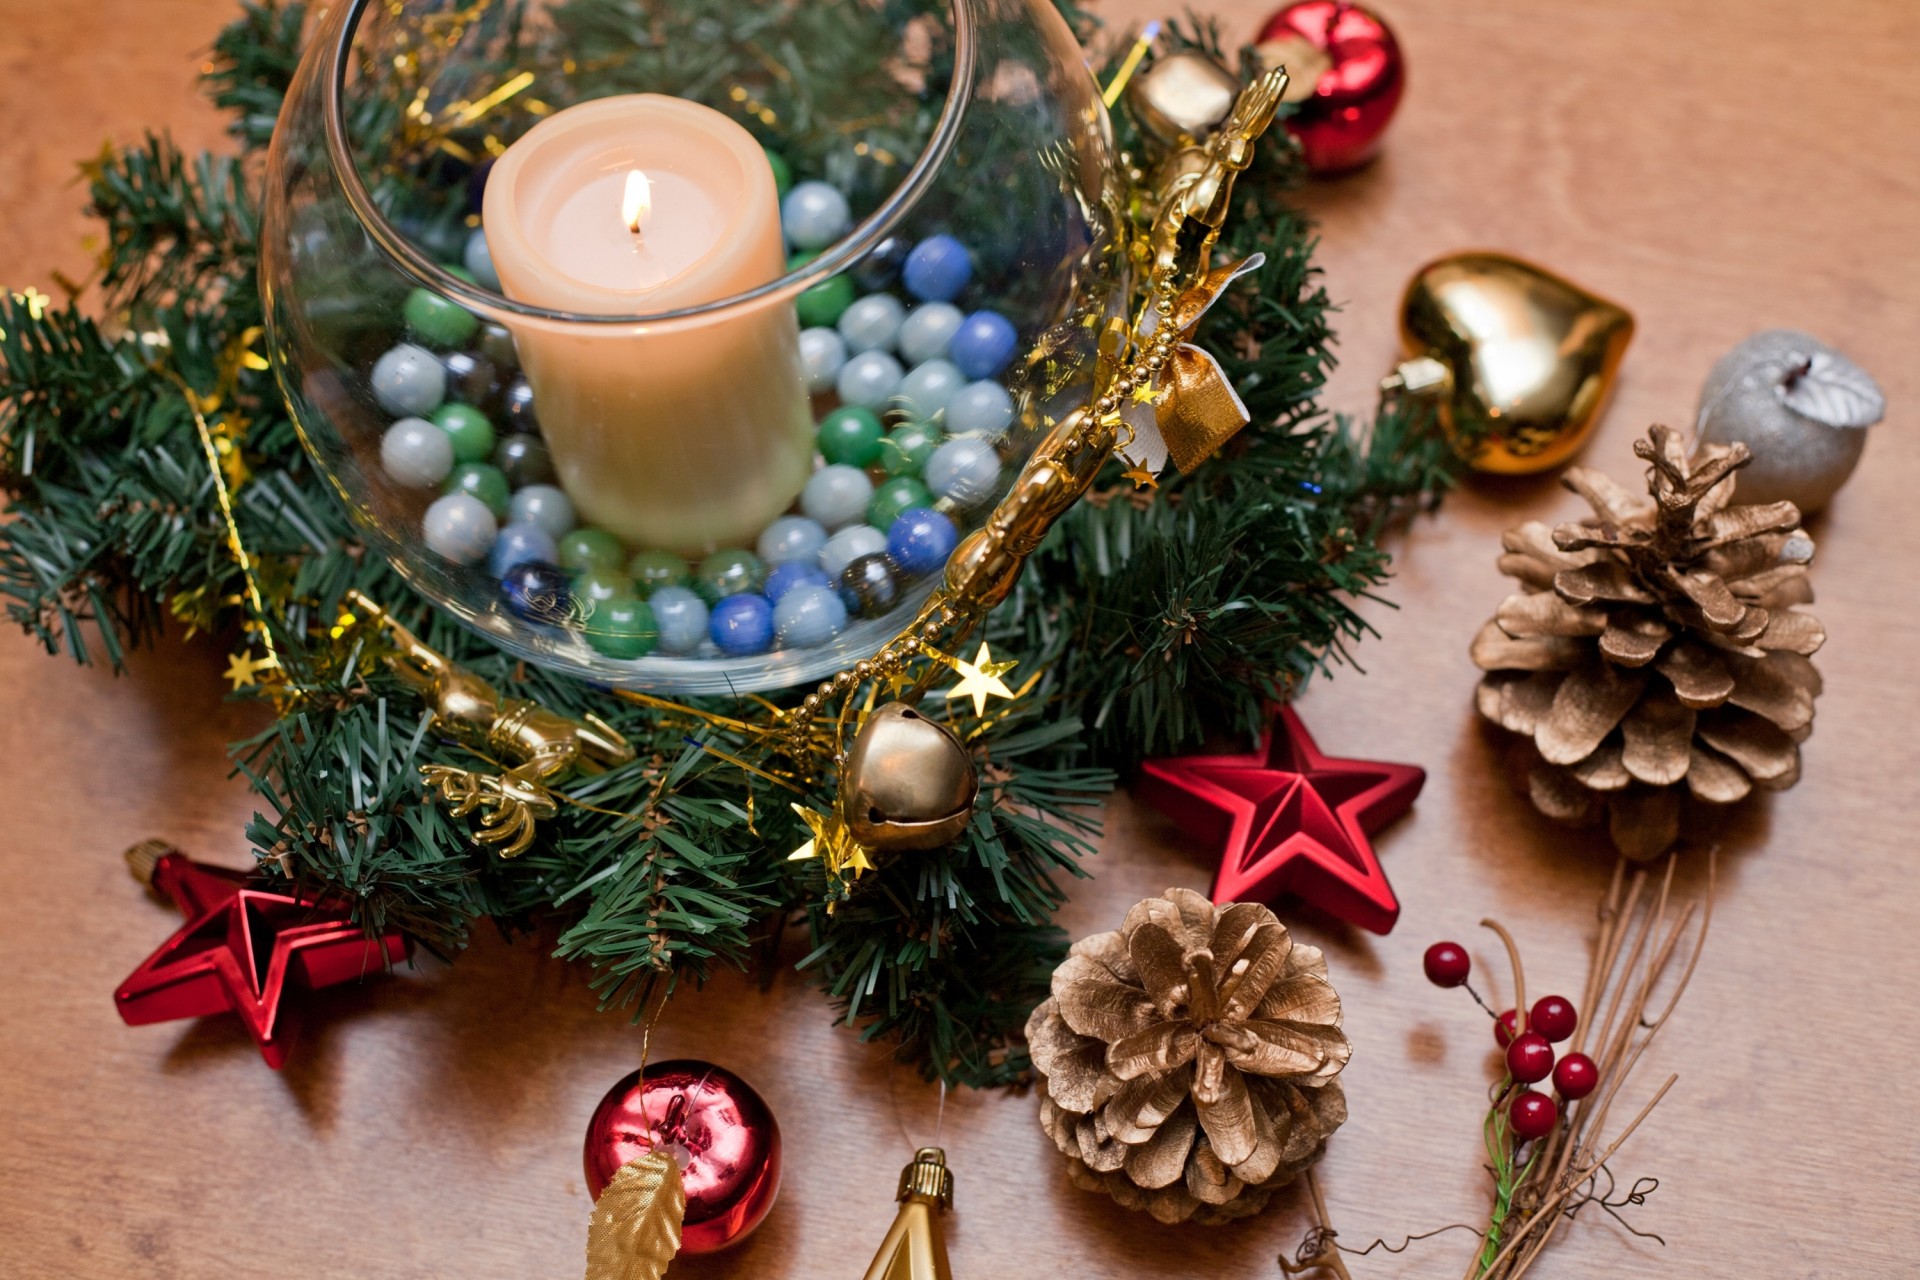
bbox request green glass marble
[868,476,933,532]
[404,285,479,349]
[583,596,658,660]
[443,462,510,519]
[816,405,885,468]
[765,148,793,196]
[796,277,855,328]
[572,567,636,611]
[433,402,495,463]
[559,528,627,574]
[881,420,942,477]
[694,549,767,602]
[628,549,691,596]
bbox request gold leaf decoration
[584,1152,685,1280]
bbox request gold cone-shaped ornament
[863,1148,955,1280]
[1387,251,1634,475]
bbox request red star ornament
[1136,706,1424,934]
[113,851,407,1068]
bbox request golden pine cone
[1025,888,1350,1225]
[1472,424,1826,858]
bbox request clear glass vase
[260,0,1128,693]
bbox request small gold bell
[840,704,978,854]
[1387,251,1635,475]
[1126,49,1242,150]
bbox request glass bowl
[260,0,1128,693]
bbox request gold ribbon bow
[1130,253,1266,475]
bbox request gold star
[1122,462,1159,491]
[15,287,50,320]
[942,642,1018,717]
[1129,381,1162,406]
[787,804,874,877]
[223,650,276,690]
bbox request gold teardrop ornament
[862,1147,956,1280]
[1390,251,1635,475]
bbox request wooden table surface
[3,2,1917,1277]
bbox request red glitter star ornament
[113,842,408,1067]
[1136,706,1424,934]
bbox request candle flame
[621,170,652,237]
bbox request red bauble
[1254,1,1405,173]
[1494,1009,1519,1048]
[1509,1090,1559,1141]
[584,1060,782,1254]
[1136,706,1424,934]
[1422,941,1470,988]
[1530,994,1578,1043]
[113,850,408,1068]
[1505,1031,1556,1084]
[1553,1052,1600,1101]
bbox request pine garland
[0,0,1452,1084]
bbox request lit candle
[482,95,813,552]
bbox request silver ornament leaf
[1773,349,1885,429]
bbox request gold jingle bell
[1388,251,1635,475]
[1126,49,1242,149]
[840,704,978,853]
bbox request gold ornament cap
[123,838,179,888]
[897,1147,955,1208]
[1126,49,1241,148]
[840,704,978,853]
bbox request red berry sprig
[1422,941,1471,987]
[1509,1089,1558,1141]
[1553,1052,1599,1100]
[1530,994,1577,1042]
[1506,1031,1555,1084]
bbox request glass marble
[508,483,576,539]
[881,420,942,477]
[820,523,888,581]
[710,593,775,656]
[835,350,903,410]
[372,342,447,417]
[764,561,831,604]
[838,553,902,618]
[443,461,511,519]
[949,309,1018,380]
[462,228,500,290]
[649,586,709,654]
[404,286,479,349]
[796,274,855,329]
[780,180,852,251]
[773,583,848,647]
[422,491,496,563]
[380,416,454,488]
[764,147,793,196]
[852,233,910,292]
[694,549,767,602]
[902,234,973,302]
[925,435,1001,507]
[816,405,885,468]
[757,514,829,566]
[868,475,933,532]
[559,527,625,574]
[799,327,848,395]
[433,401,494,463]
[800,464,875,531]
[503,377,537,432]
[837,293,905,354]
[500,560,571,625]
[442,349,503,415]
[896,358,964,420]
[946,379,1015,438]
[629,549,692,596]
[489,521,559,577]
[898,301,964,365]
[493,432,555,488]
[583,596,658,660]
[573,566,636,610]
[886,507,959,577]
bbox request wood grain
[2,2,1917,1276]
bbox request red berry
[1423,942,1471,988]
[1553,1052,1599,1100]
[1530,995,1577,1043]
[1506,1031,1556,1083]
[1509,1090,1558,1141]
[1494,1009,1519,1048]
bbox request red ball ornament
[1553,1052,1600,1101]
[1530,994,1578,1043]
[1253,1,1406,174]
[1493,1008,1519,1048]
[1509,1089,1558,1142]
[584,1060,782,1254]
[1505,1031,1556,1084]
[1422,941,1470,987]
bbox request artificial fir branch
[0,0,1457,1081]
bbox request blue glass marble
[946,379,1016,439]
[799,327,848,395]
[489,521,559,578]
[372,342,447,416]
[463,229,500,291]
[380,417,454,488]
[500,560,571,625]
[710,593,775,656]
[422,492,496,564]
[757,514,829,566]
[773,583,849,648]
[801,464,874,531]
[837,293,906,354]
[925,435,1002,507]
[887,507,959,578]
[835,350,903,410]
[902,234,972,302]
[820,524,889,581]
[764,561,831,604]
[780,181,851,252]
[949,310,1018,379]
[650,586,710,655]
[898,302,964,365]
[508,484,576,539]
[896,359,964,420]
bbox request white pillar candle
[482,94,813,552]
